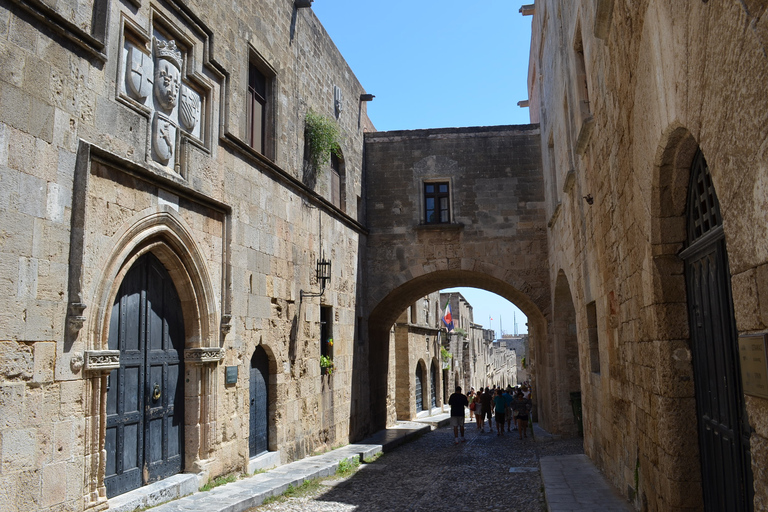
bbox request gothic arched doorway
[104,252,185,498]
[681,149,754,511]
[250,346,269,457]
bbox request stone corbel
[67,302,87,338]
[84,350,120,373]
[220,314,232,337]
[184,347,224,366]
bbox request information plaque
[225,365,238,385]
[738,334,768,399]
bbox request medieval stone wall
[0,0,374,508]
[530,0,768,509]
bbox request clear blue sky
[313,2,532,333]
[312,1,533,131]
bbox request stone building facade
[0,0,374,509]
[390,291,443,421]
[4,0,767,510]
[527,0,768,510]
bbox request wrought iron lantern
[316,258,331,291]
[301,257,331,300]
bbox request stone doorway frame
[82,211,221,507]
[647,125,705,509]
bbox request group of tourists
[447,384,533,444]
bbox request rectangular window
[330,153,343,211]
[247,64,266,154]
[424,182,450,224]
[320,306,333,374]
[586,301,600,373]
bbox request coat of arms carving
[121,33,203,170]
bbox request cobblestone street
[249,419,584,512]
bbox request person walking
[448,386,469,444]
[493,388,506,436]
[480,386,493,432]
[512,390,533,439]
[503,386,514,432]
[472,389,483,430]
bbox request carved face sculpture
[154,59,181,111]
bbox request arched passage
[548,270,581,436]
[367,270,549,431]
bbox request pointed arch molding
[65,141,232,375]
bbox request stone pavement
[112,418,633,512]
[540,454,633,511]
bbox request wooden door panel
[105,253,184,497]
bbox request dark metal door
[682,150,753,511]
[250,346,269,457]
[430,362,437,408]
[415,366,423,411]
[105,253,185,498]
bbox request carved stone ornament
[70,353,84,373]
[220,314,232,337]
[67,302,87,338]
[179,85,200,132]
[126,45,153,102]
[153,37,182,112]
[184,347,224,365]
[84,350,120,372]
[152,112,177,164]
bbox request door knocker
[153,383,161,401]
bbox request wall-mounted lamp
[583,194,594,205]
[360,94,375,102]
[300,257,332,300]
[295,0,313,8]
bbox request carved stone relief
[120,32,203,171]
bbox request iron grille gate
[415,366,423,411]
[431,363,437,408]
[681,150,754,511]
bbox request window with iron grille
[424,182,450,224]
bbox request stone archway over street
[363,125,567,432]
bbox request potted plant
[320,355,335,375]
[440,346,452,370]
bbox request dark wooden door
[105,253,185,498]
[682,150,753,511]
[415,366,423,411]
[250,346,269,457]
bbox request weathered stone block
[41,461,67,507]
[33,340,55,383]
[1,427,37,471]
[0,340,33,380]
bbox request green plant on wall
[304,109,340,179]
[440,346,452,362]
[320,355,335,375]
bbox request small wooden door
[415,365,424,411]
[249,346,269,457]
[105,253,185,498]
[682,150,754,511]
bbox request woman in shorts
[473,390,484,430]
